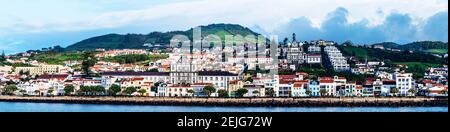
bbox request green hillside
[65,24,260,51]
[372,41,448,54]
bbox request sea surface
[0,102,447,112]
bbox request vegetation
[81,52,97,76]
[391,88,400,96]
[65,24,260,51]
[217,90,229,98]
[392,62,441,79]
[78,86,106,96]
[252,90,260,97]
[373,41,448,52]
[64,85,75,95]
[408,88,417,96]
[265,88,275,97]
[10,63,35,68]
[108,84,122,96]
[319,89,328,96]
[187,89,195,97]
[235,88,248,97]
[425,49,448,54]
[305,90,312,96]
[137,89,147,96]
[29,51,83,65]
[203,86,216,97]
[123,87,138,95]
[3,84,18,95]
[102,54,169,64]
[339,45,446,64]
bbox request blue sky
[0,0,448,54]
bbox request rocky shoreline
[0,96,448,107]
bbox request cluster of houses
[0,36,448,98]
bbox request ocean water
[0,102,447,112]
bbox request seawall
[0,96,447,107]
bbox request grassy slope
[425,49,448,54]
[30,52,83,65]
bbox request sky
[0,0,448,54]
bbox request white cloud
[0,0,447,34]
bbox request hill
[372,41,448,54]
[65,24,260,51]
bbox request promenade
[0,96,447,107]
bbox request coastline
[0,96,447,107]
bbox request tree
[203,86,216,97]
[235,88,248,98]
[391,88,399,97]
[187,89,195,97]
[217,90,228,98]
[19,90,27,95]
[441,89,448,95]
[265,88,275,97]
[147,69,159,72]
[319,89,328,97]
[109,84,122,96]
[408,88,417,96]
[4,84,18,95]
[0,50,5,62]
[47,88,54,96]
[305,90,312,97]
[93,86,105,95]
[252,90,260,97]
[138,89,147,96]
[64,85,75,96]
[34,90,41,96]
[81,52,97,76]
[123,87,138,96]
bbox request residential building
[308,81,320,97]
[15,64,64,75]
[394,73,414,96]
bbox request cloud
[0,0,447,54]
[274,7,448,44]
[423,11,448,41]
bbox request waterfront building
[308,81,320,97]
[373,79,383,96]
[229,80,244,97]
[292,81,308,97]
[394,73,414,96]
[278,81,293,97]
[382,80,396,96]
[345,82,357,97]
[167,85,193,97]
[243,84,265,97]
[319,79,336,96]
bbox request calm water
[0,102,447,112]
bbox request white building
[308,81,320,97]
[324,46,350,72]
[305,54,322,64]
[292,81,308,97]
[319,80,336,96]
[394,73,414,96]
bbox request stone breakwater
[0,96,447,107]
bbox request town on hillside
[0,34,448,98]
